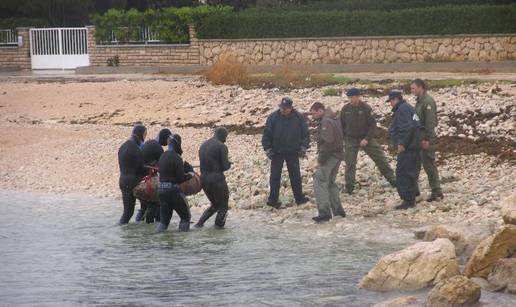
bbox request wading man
[387,91,421,210]
[196,127,231,229]
[309,102,346,223]
[411,79,443,202]
[117,124,147,224]
[340,88,396,194]
[262,97,310,209]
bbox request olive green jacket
[415,92,438,141]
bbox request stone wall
[0,28,31,70]
[87,26,200,66]
[198,35,516,65]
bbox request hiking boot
[266,200,282,209]
[296,196,309,206]
[312,216,331,224]
[395,200,416,210]
[427,193,444,202]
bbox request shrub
[0,18,47,29]
[204,53,248,85]
[91,5,231,44]
[322,88,341,96]
[193,4,516,39]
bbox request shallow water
[0,190,514,306]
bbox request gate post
[16,27,31,70]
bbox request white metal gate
[30,28,89,70]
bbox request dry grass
[203,53,248,85]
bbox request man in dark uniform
[117,124,147,224]
[387,91,421,210]
[135,128,172,224]
[411,79,444,202]
[196,127,231,228]
[262,97,310,209]
[156,135,192,232]
[340,88,396,194]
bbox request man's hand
[360,139,368,147]
[397,144,406,154]
[298,147,307,158]
[421,140,430,150]
[266,149,274,160]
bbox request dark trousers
[120,188,136,224]
[396,150,421,201]
[269,153,304,203]
[199,173,229,227]
[158,187,191,228]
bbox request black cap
[279,97,293,109]
[386,91,403,102]
[346,88,361,97]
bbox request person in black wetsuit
[156,134,192,232]
[196,127,231,229]
[135,128,172,224]
[117,124,147,224]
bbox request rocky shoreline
[0,76,515,305]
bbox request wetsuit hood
[168,134,183,155]
[131,125,147,147]
[157,128,172,146]
[214,127,228,143]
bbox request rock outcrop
[359,239,460,291]
[463,225,516,278]
[426,275,481,307]
[487,258,516,293]
[501,193,516,225]
[373,296,418,307]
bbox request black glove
[298,147,307,158]
[266,149,274,160]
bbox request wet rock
[373,296,419,307]
[501,193,516,225]
[414,225,467,257]
[464,225,516,278]
[425,275,481,307]
[359,239,460,291]
[487,258,516,294]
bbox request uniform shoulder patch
[413,114,420,121]
[427,105,432,110]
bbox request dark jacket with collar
[388,100,421,151]
[262,109,310,154]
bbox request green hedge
[91,5,231,44]
[193,4,516,39]
[0,18,47,29]
[292,0,514,11]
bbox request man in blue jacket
[262,97,310,209]
[387,91,421,210]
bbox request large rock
[414,225,467,257]
[464,225,516,278]
[501,193,516,225]
[359,239,460,291]
[487,258,516,293]
[426,275,481,307]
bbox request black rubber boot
[195,208,216,228]
[266,200,282,209]
[312,216,331,224]
[156,223,168,233]
[178,220,190,232]
[135,209,145,223]
[214,210,228,229]
[427,193,444,202]
[395,200,416,210]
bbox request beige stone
[464,225,516,278]
[501,193,516,225]
[426,275,481,307]
[487,258,516,293]
[359,239,460,291]
[373,296,418,307]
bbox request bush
[204,53,248,85]
[193,4,516,39]
[322,88,341,96]
[91,5,231,44]
[0,18,47,29]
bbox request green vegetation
[91,5,230,44]
[0,18,47,29]
[193,4,516,39]
[322,88,341,96]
